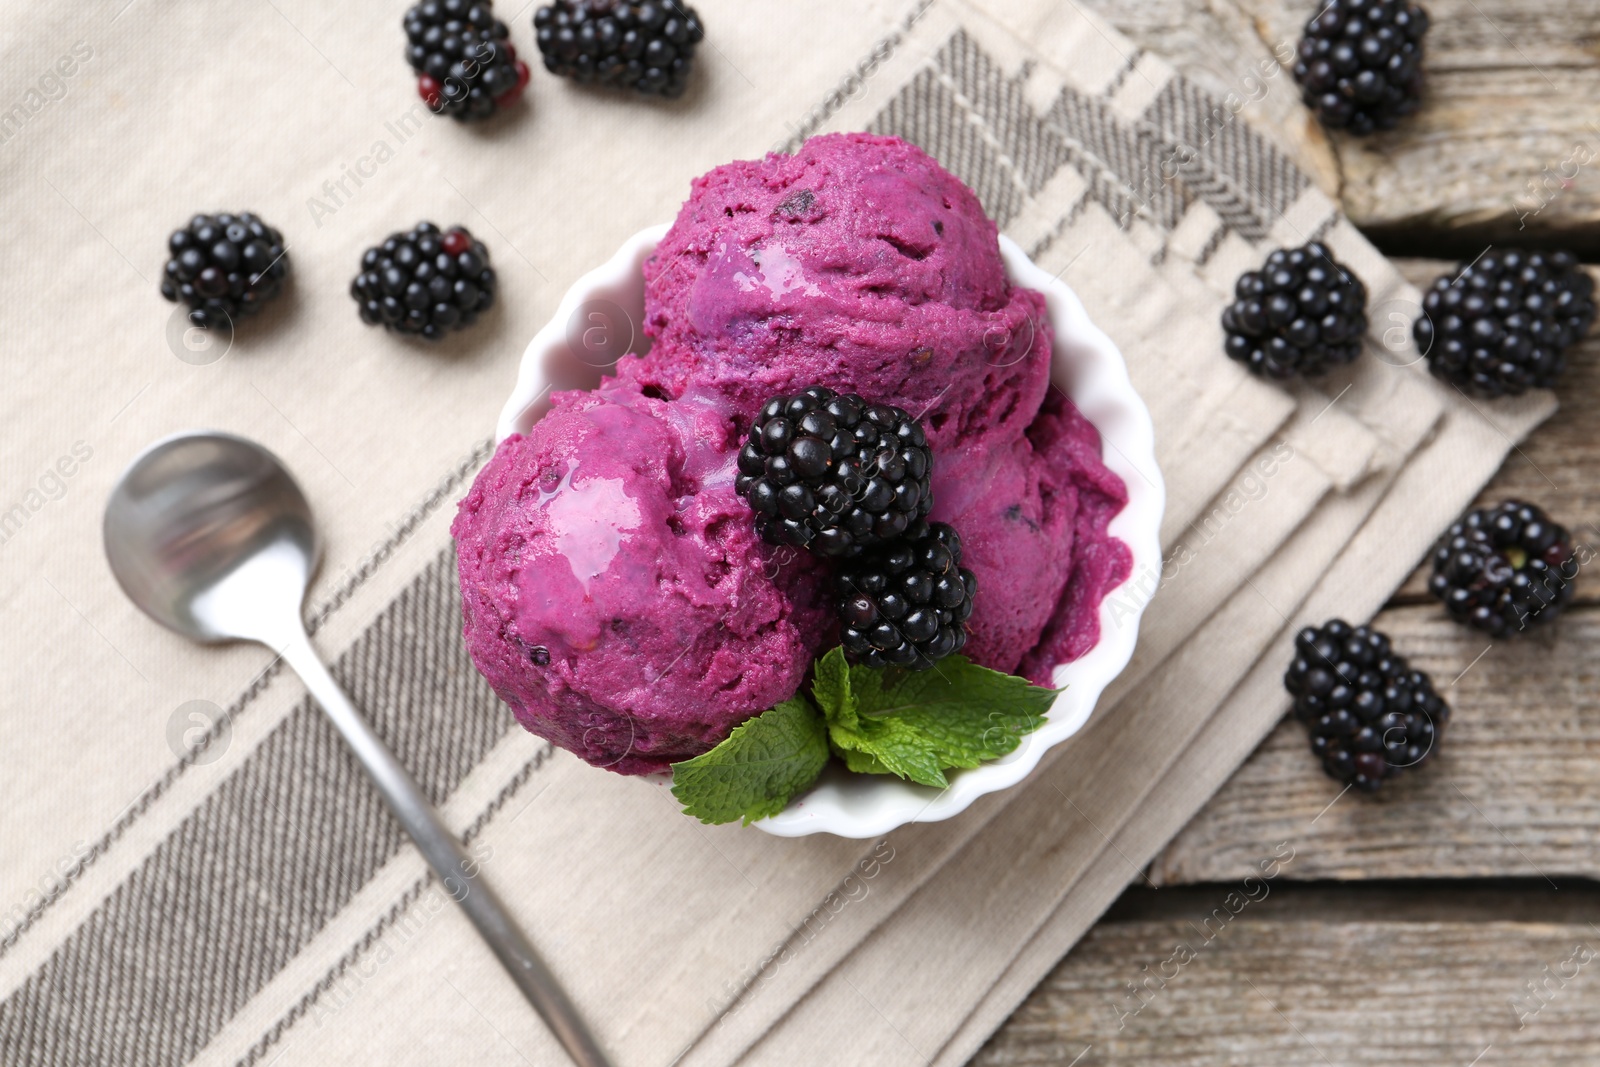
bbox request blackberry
[1284,620,1449,792]
[160,212,290,330]
[350,223,497,340]
[1222,242,1368,380]
[837,521,976,671]
[1415,250,1595,398]
[734,387,934,558]
[534,1,704,98]
[1428,501,1578,637]
[405,0,529,122]
[1292,0,1428,136]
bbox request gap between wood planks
[1105,878,1600,924]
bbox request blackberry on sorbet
[837,521,976,671]
[351,223,496,340]
[1292,0,1429,136]
[1222,242,1368,380]
[1415,250,1595,398]
[735,387,934,558]
[534,1,704,98]
[1428,501,1578,637]
[161,212,290,330]
[1284,619,1449,792]
[405,0,529,122]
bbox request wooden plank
[973,907,1600,1065]
[1389,258,1600,604]
[1149,606,1600,885]
[1080,0,1600,256]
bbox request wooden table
[977,2,1600,1062]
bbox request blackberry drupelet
[1414,250,1596,398]
[837,521,977,671]
[1428,501,1578,637]
[405,0,529,122]
[160,212,290,330]
[1292,0,1429,136]
[1284,619,1449,792]
[350,223,497,340]
[1222,242,1368,380]
[534,1,704,98]
[735,387,934,558]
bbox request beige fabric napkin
[0,1,1551,1065]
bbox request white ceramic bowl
[498,225,1164,839]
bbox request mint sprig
[812,647,1058,789]
[670,696,829,825]
[669,647,1059,824]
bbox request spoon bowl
[103,432,318,645]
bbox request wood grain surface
[1151,607,1600,884]
[973,888,1600,1065]
[1082,0,1600,257]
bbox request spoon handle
[279,631,613,1067]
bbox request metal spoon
[104,430,611,1067]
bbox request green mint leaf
[831,714,950,788]
[810,645,855,729]
[670,695,829,825]
[856,655,1058,768]
[811,646,1057,786]
[837,748,894,777]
